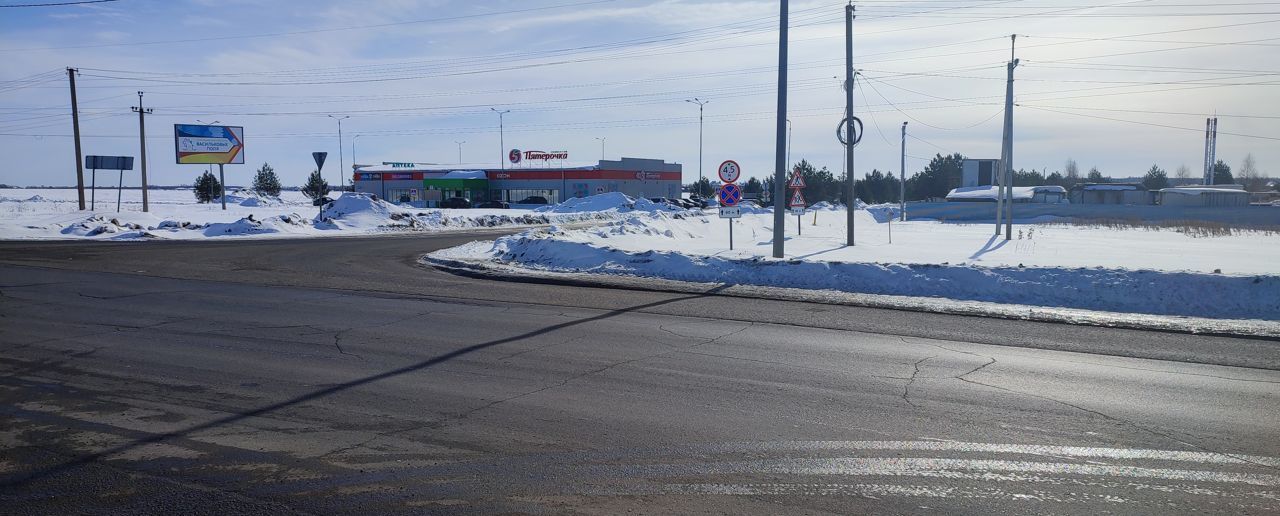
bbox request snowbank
[434,209,1280,321]
[0,189,672,241]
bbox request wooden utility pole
[68,68,85,210]
[132,92,152,212]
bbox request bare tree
[1174,164,1191,179]
[1064,158,1079,180]
[1238,153,1268,191]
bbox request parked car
[516,196,549,205]
[475,200,510,209]
[441,197,472,209]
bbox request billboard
[174,124,244,165]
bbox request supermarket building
[352,156,682,207]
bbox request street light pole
[328,115,350,191]
[685,98,709,197]
[491,108,510,170]
[352,134,363,170]
[454,140,465,165]
[594,137,606,160]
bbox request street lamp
[685,98,709,197]
[491,108,510,170]
[594,136,606,161]
[328,115,350,190]
[455,140,465,165]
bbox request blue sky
[1,0,1276,187]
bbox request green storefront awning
[423,178,488,189]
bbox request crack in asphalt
[901,355,936,408]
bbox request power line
[1022,105,1280,141]
[0,0,115,7]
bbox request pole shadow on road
[0,283,731,488]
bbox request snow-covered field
[0,189,679,240]
[435,207,1280,321]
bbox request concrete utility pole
[900,121,907,222]
[594,136,606,160]
[685,98,709,197]
[997,34,1018,240]
[68,68,86,211]
[491,108,510,170]
[131,91,152,213]
[843,2,856,247]
[786,118,792,172]
[455,140,465,165]
[772,0,790,259]
[328,115,350,190]
[352,134,363,169]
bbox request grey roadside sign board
[312,152,328,171]
[85,155,133,170]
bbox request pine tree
[1142,164,1169,190]
[193,171,221,203]
[252,162,282,197]
[1086,168,1106,183]
[1212,160,1233,185]
[301,170,330,201]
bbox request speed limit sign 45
[718,160,741,183]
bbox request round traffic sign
[718,182,742,207]
[717,160,741,184]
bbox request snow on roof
[440,170,487,179]
[1159,187,1251,196]
[946,185,1065,200]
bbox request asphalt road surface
[1,233,1277,514]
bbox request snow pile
[535,192,685,214]
[435,209,1280,321]
[217,189,285,207]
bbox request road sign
[788,173,807,189]
[717,160,741,183]
[85,155,133,170]
[718,183,742,206]
[719,206,741,219]
[312,152,328,171]
[790,207,805,216]
[789,189,807,208]
[174,124,244,164]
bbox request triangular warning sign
[789,189,806,207]
[788,173,806,188]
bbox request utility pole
[1001,35,1018,240]
[771,0,790,259]
[843,2,856,247]
[786,118,792,172]
[455,140,465,165]
[686,98,709,197]
[131,91,152,213]
[594,136,606,161]
[900,121,907,222]
[68,68,86,211]
[491,108,510,170]
[328,115,349,190]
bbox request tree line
[684,153,1274,206]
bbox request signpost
[312,152,329,216]
[85,155,134,212]
[175,124,244,210]
[717,160,742,250]
[788,170,807,235]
